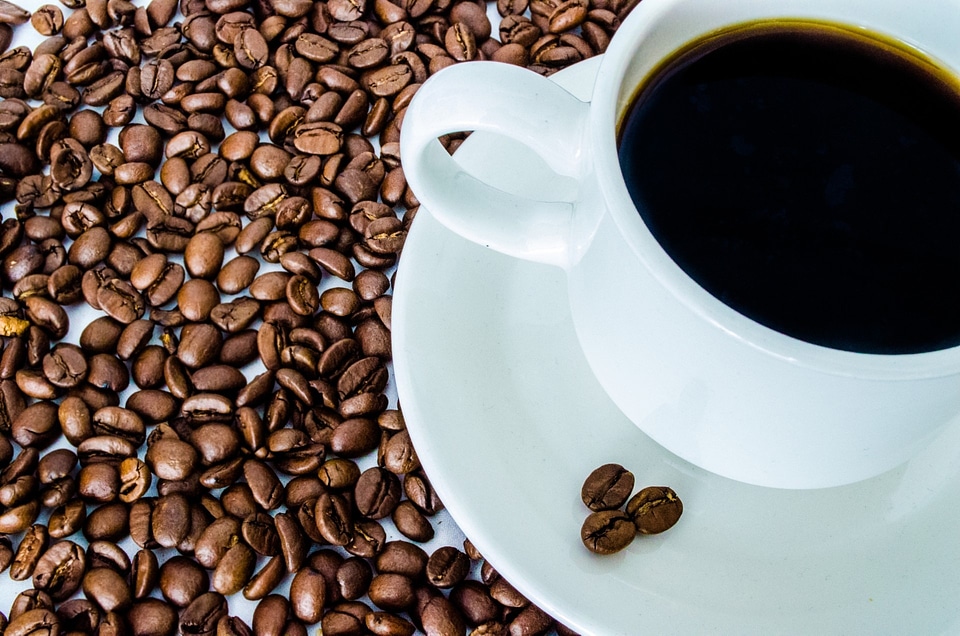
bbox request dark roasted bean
[581,463,635,512]
[580,509,635,554]
[180,592,228,636]
[626,485,683,535]
[160,555,209,608]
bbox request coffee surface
[619,22,960,354]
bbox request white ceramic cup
[399,0,960,489]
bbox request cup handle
[400,62,591,269]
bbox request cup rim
[589,0,960,380]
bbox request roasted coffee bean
[235,26,269,69]
[450,580,500,626]
[82,566,133,612]
[180,592,228,636]
[235,217,274,255]
[580,509,635,554]
[321,603,370,636]
[83,501,129,542]
[12,401,60,449]
[426,546,470,589]
[87,540,131,575]
[181,392,233,422]
[220,330,259,367]
[315,491,353,546]
[0,1,29,26]
[130,548,159,600]
[419,592,467,636]
[116,319,154,361]
[10,524,48,581]
[128,498,156,550]
[118,457,151,503]
[15,368,58,401]
[146,437,198,481]
[509,603,556,636]
[4,245,44,286]
[33,540,86,601]
[78,462,120,502]
[275,511,308,572]
[37,448,76,485]
[77,435,137,466]
[152,492,191,548]
[338,356,388,399]
[581,463,635,512]
[50,138,93,191]
[249,271,291,302]
[252,594,290,636]
[194,516,242,570]
[243,458,284,510]
[41,481,75,517]
[190,422,240,465]
[365,611,415,636]
[319,458,362,490]
[184,232,225,280]
[0,378,24,433]
[315,335,358,377]
[336,556,373,600]
[488,576,529,609]
[25,296,69,339]
[210,297,260,333]
[125,389,179,424]
[289,563,326,623]
[178,323,222,369]
[354,466,401,519]
[127,598,178,636]
[329,416,381,458]
[368,573,415,612]
[242,553,285,602]
[381,430,418,473]
[57,396,93,446]
[46,265,82,305]
[86,353,130,393]
[177,278,219,322]
[5,609,60,636]
[132,345,166,389]
[2,446,39,486]
[97,278,145,324]
[8,589,54,624]
[391,500,434,542]
[626,485,683,535]
[286,274,320,316]
[160,554,209,608]
[213,542,255,595]
[93,406,145,444]
[345,518,386,559]
[242,511,279,556]
[56,598,100,633]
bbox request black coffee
[619,21,960,354]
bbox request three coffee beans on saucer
[579,464,683,555]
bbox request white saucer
[394,58,960,635]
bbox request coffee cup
[399,0,960,488]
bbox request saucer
[393,58,960,635]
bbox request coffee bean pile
[0,0,635,633]
[580,464,682,554]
